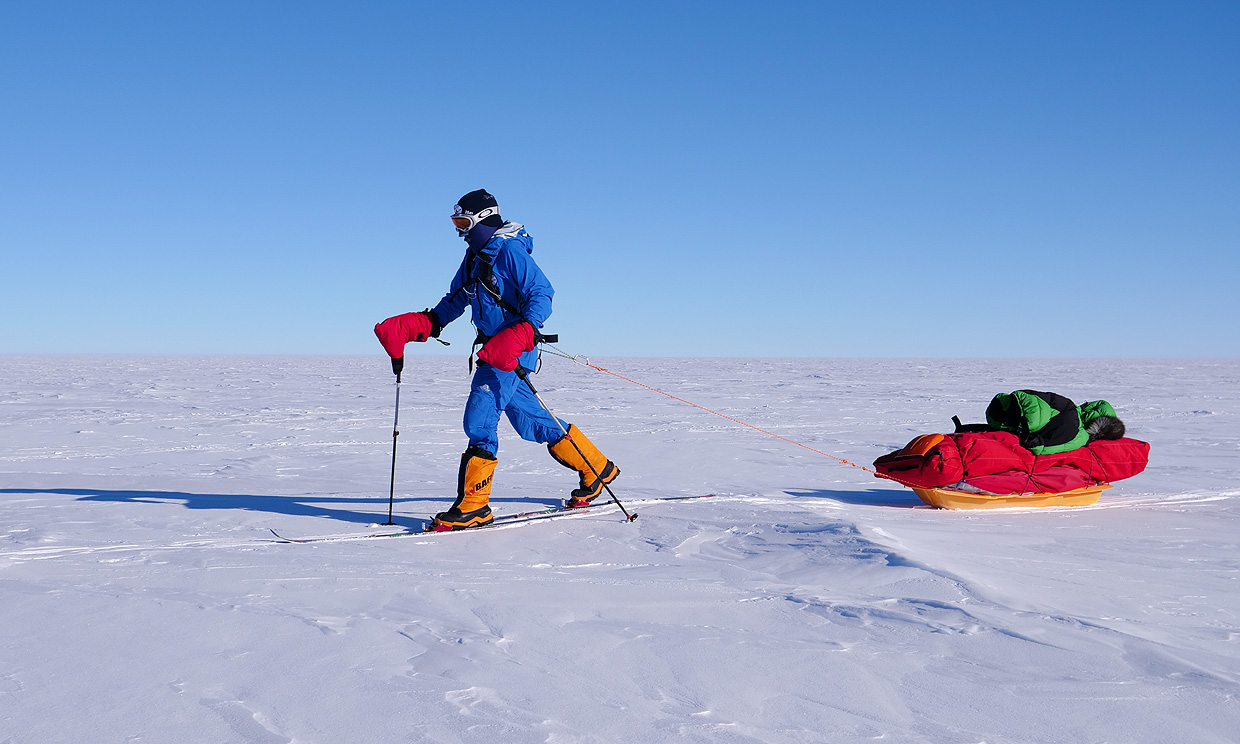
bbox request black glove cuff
[425,309,444,338]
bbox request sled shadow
[786,487,926,508]
[0,488,446,528]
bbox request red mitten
[477,322,536,372]
[374,312,434,359]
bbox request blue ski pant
[464,364,567,456]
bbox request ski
[268,494,714,543]
[269,527,413,543]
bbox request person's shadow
[0,488,452,528]
[785,487,926,508]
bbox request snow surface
[1,356,1237,744]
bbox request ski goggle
[451,204,500,232]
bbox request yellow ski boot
[429,447,496,531]
[548,424,620,508]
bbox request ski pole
[384,369,402,525]
[514,366,637,522]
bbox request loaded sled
[873,426,1150,510]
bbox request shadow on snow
[785,487,926,508]
[0,487,533,528]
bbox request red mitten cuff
[477,322,536,372]
[374,312,434,358]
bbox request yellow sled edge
[912,484,1112,510]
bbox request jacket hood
[481,221,531,256]
[493,221,527,242]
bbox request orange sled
[912,484,1112,510]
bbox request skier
[374,189,620,530]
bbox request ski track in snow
[1,356,1238,743]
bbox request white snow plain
[1,355,1237,744]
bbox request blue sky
[2,1,1237,357]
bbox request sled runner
[910,483,1111,510]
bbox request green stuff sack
[986,390,1088,455]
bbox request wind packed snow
[1,356,1237,743]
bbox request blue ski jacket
[432,222,553,372]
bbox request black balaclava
[456,189,504,251]
[465,222,499,252]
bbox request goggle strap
[452,204,501,232]
[454,205,501,219]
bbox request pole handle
[514,365,536,392]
